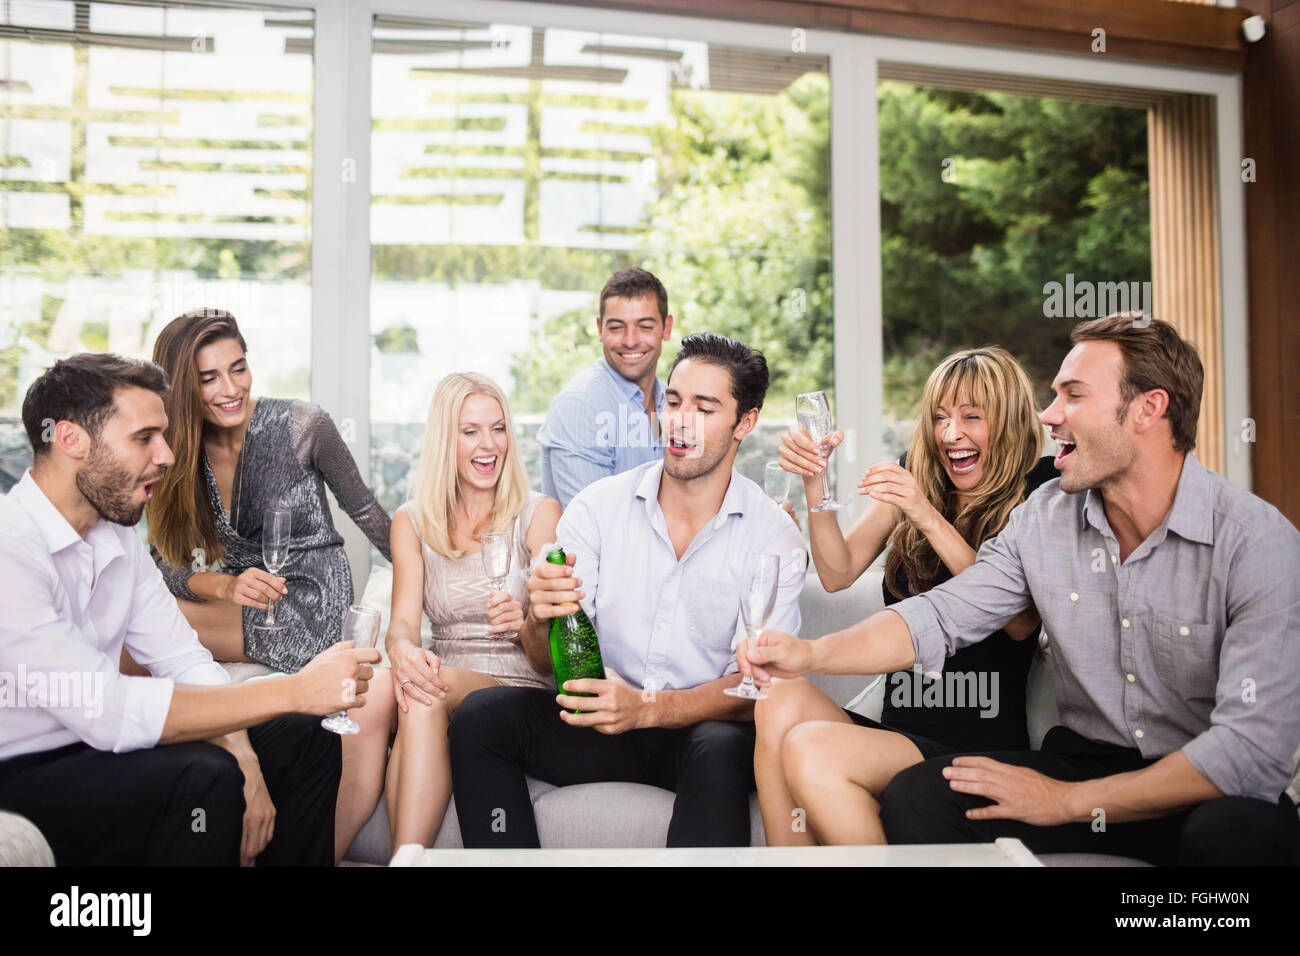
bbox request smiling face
[456,392,509,493]
[661,358,754,482]
[933,390,990,495]
[597,294,672,390]
[195,336,253,430]
[1041,340,1137,493]
[75,386,175,526]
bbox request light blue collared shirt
[537,358,666,508]
[554,460,805,693]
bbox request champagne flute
[764,461,791,504]
[480,531,514,642]
[795,391,841,512]
[321,604,381,735]
[260,506,291,632]
[724,552,781,701]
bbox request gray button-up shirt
[892,454,1300,803]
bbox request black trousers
[0,714,341,866]
[879,725,1300,865]
[448,685,756,848]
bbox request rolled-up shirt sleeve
[1180,523,1300,801]
[127,536,230,688]
[0,547,175,754]
[890,507,1032,675]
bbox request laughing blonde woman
[384,372,559,848]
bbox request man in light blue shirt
[449,333,805,847]
[537,268,672,507]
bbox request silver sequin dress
[411,491,551,690]
[152,397,392,673]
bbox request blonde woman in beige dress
[384,373,560,848]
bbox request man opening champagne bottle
[448,333,805,847]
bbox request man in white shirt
[447,333,805,846]
[0,353,379,865]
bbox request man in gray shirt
[745,315,1300,865]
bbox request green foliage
[878,83,1150,400]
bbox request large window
[877,78,1151,459]
[0,0,313,490]
[368,14,831,519]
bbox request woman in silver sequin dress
[385,373,559,848]
[145,309,395,863]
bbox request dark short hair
[1070,313,1203,453]
[599,268,668,323]
[669,332,770,421]
[22,353,170,457]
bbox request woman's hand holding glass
[858,461,939,532]
[220,567,287,610]
[778,424,845,480]
[389,638,449,713]
[486,590,525,642]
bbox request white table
[388,838,1042,867]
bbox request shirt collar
[1163,453,1214,545]
[599,357,662,406]
[11,469,83,555]
[1080,453,1214,546]
[634,461,748,528]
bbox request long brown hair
[884,347,1043,599]
[146,309,248,570]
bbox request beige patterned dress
[408,491,551,689]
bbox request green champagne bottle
[546,547,605,711]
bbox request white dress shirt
[0,470,229,760]
[556,460,805,693]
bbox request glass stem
[819,449,833,503]
[267,595,276,627]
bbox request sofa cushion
[0,811,55,867]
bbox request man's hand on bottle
[527,550,585,620]
[557,668,645,734]
[737,631,815,688]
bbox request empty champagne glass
[321,603,381,735]
[725,552,781,701]
[480,531,514,641]
[260,506,291,632]
[764,461,791,504]
[795,391,841,512]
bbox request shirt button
[1135,729,1144,739]
[1126,673,1136,682]
[1111,554,1118,565]
[1179,626,1189,636]
[1122,618,1131,628]
[1069,592,1079,602]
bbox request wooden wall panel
[1149,94,1223,474]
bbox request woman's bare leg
[386,665,500,850]
[783,722,925,845]
[753,677,854,846]
[177,598,255,663]
[335,666,397,863]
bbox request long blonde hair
[146,308,247,569]
[884,347,1043,599]
[408,373,530,559]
